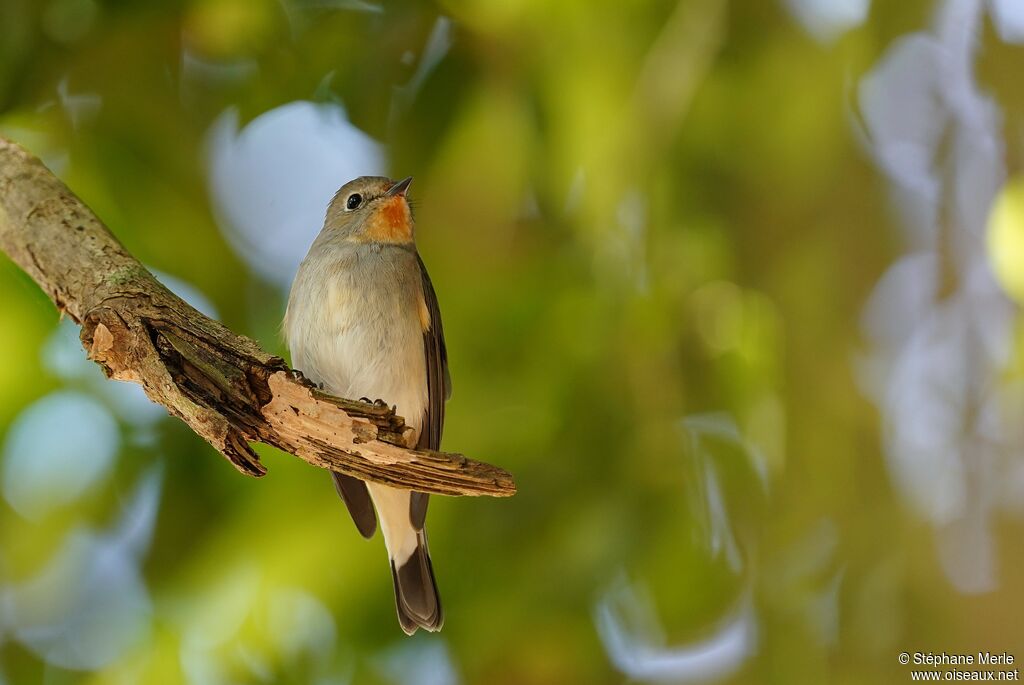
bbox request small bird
[284,176,449,634]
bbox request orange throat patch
[362,196,414,244]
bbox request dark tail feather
[390,531,443,635]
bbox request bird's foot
[358,397,391,410]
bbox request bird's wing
[332,471,377,539]
[410,252,451,529]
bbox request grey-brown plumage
[332,472,376,538]
[284,176,449,634]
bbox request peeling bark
[0,137,515,498]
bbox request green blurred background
[2,0,1024,683]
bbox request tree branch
[0,137,515,498]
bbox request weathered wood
[0,136,515,498]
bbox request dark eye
[345,193,362,210]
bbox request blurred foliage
[1,0,1024,684]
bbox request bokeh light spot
[987,176,1024,304]
[2,391,120,520]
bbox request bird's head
[323,176,415,244]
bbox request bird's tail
[390,530,444,635]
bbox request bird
[284,175,449,634]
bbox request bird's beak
[385,176,413,198]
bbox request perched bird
[284,176,449,634]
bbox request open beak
[385,176,413,198]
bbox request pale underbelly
[295,314,427,441]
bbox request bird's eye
[345,193,362,211]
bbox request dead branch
[0,137,515,498]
